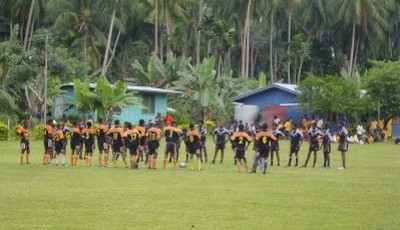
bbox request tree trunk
[352,33,360,75]
[269,12,274,83]
[154,0,159,57]
[240,0,250,77]
[196,0,203,66]
[105,29,122,71]
[245,0,252,77]
[207,39,212,57]
[164,4,171,54]
[23,0,35,51]
[287,10,292,84]
[27,18,35,51]
[102,9,116,76]
[348,20,356,76]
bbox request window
[141,94,155,114]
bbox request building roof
[62,82,182,95]
[230,83,300,102]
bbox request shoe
[325,166,330,169]
[211,160,215,164]
[301,165,307,168]
[338,166,346,170]
[26,162,30,164]
[262,172,266,174]
[277,163,280,166]
[249,171,256,174]
[294,164,298,167]
[56,163,59,166]
[285,164,291,167]
[220,161,223,164]
[270,163,274,166]
[62,164,68,167]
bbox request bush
[0,113,19,128]
[168,111,191,126]
[205,120,216,134]
[178,124,190,131]
[67,114,81,122]
[0,122,10,141]
[34,124,45,140]
[9,125,22,141]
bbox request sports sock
[313,158,316,167]
[71,156,74,165]
[263,161,268,173]
[163,158,167,169]
[55,155,59,165]
[237,162,241,173]
[295,158,298,166]
[62,156,66,165]
[153,159,157,169]
[173,159,177,170]
[288,158,292,166]
[189,160,194,171]
[197,159,202,171]
[244,163,249,173]
[20,154,23,164]
[26,155,29,164]
[98,156,102,166]
[43,155,46,164]
[104,154,108,166]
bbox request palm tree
[336,0,391,76]
[46,0,110,63]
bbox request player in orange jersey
[69,121,82,166]
[163,121,181,169]
[96,118,109,167]
[54,124,67,166]
[16,120,30,164]
[82,122,96,167]
[43,119,54,165]
[146,122,161,169]
[107,120,128,168]
[252,123,277,174]
[230,124,252,173]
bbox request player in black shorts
[251,124,276,174]
[181,128,189,163]
[82,122,96,167]
[146,122,161,169]
[322,123,332,169]
[212,122,229,164]
[69,121,82,166]
[198,120,208,163]
[163,121,181,170]
[337,121,348,170]
[16,120,30,164]
[287,123,303,167]
[107,120,127,168]
[187,123,202,171]
[124,123,141,169]
[230,124,252,173]
[302,123,323,168]
[270,124,285,166]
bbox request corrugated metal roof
[230,83,300,102]
[61,82,182,95]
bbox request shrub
[178,124,190,131]
[205,120,216,134]
[168,111,191,126]
[9,125,22,141]
[0,122,9,141]
[34,124,45,140]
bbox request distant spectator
[316,117,324,128]
[356,124,365,142]
[273,115,280,126]
[163,114,174,127]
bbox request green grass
[0,139,399,229]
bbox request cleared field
[0,139,399,229]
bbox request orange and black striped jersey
[97,124,108,140]
[187,130,201,143]
[82,128,96,142]
[164,126,181,143]
[70,127,81,141]
[54,130,65,142]
[146,128,161,141]
[230,132,252,149]
[125,128,140,143]
[44,125,53,139]
[107,127,124,141]
[17,127,29,139]
[136,126,146,137]
[255,131,276,148]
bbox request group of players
[16,116,349,173]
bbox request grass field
[0,139,399,229]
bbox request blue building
[54,83,182,124]
[230,83,308,126]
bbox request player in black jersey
[302,123,323,168]
[211,122,229,164]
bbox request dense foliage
[0,0,399,123]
